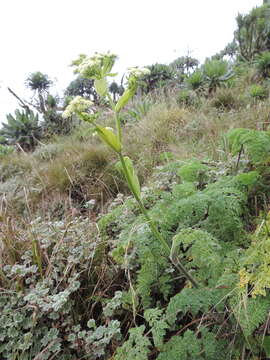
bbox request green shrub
[176,89,198,107]
[249,84,268,100]
[33,143,62,161]
[186,70,204,91]
[0,109,41,151]
[0,144,14,157]
[211,87,243,110]
[227,128,270,164]
[256,51,270,78]
[203,59,234,94]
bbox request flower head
[72,52,118,80]
[126,66,151,90]
[127,66,150,79]
[62,96,93,119]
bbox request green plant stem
[118,153,199,288]
[31,236,43,277]
[115,113,122,144]
[107,92,122,144]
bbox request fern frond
[171,228,222,284]
[157,328,227,360]
[231,295,270,337]
[239,213,270,297]
[166,287,228,326]
[144,308,169,349]
[227,128,270,165]
[114,325,151,360]
[177,160,209,183]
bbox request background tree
[109,81,124,102]
[170,55,199,80]
[64,76,99,103]
[139,63,175,94]
[255,51,270,78]
[234,3,270,61]
[26,72,52,113]
[25,72,71,136]
[212,41,238,61]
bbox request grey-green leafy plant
[203,59,234,94]
[0,144,14,157]
[64,52,199,288]
[255,51,270,78]
[0,109,41,151]
[124,100,153,122]
[186,70,204,92]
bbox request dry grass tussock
[0,138,123,217]
[124,97,270,163]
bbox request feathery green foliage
[227,128,270,164]
[157,329,227,360]
[239,213,270,297]
[232,295,270,338]
[144,308,169,349]
[114,326,151,360]
[166,287,227,326]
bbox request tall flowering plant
[63,52,199,287]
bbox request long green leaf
[115,88,135,113]
[122,156,141,198]
[95,126,122,153]
[94,78,108,97]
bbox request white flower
[62,96,93,118]
[127,66,150,79]
[84,199,96,210]
[76,52,118,79]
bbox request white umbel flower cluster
[127,66,151,79]
[76,52,118,79]
[62,96,93,118]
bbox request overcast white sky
[0,0,262,123]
